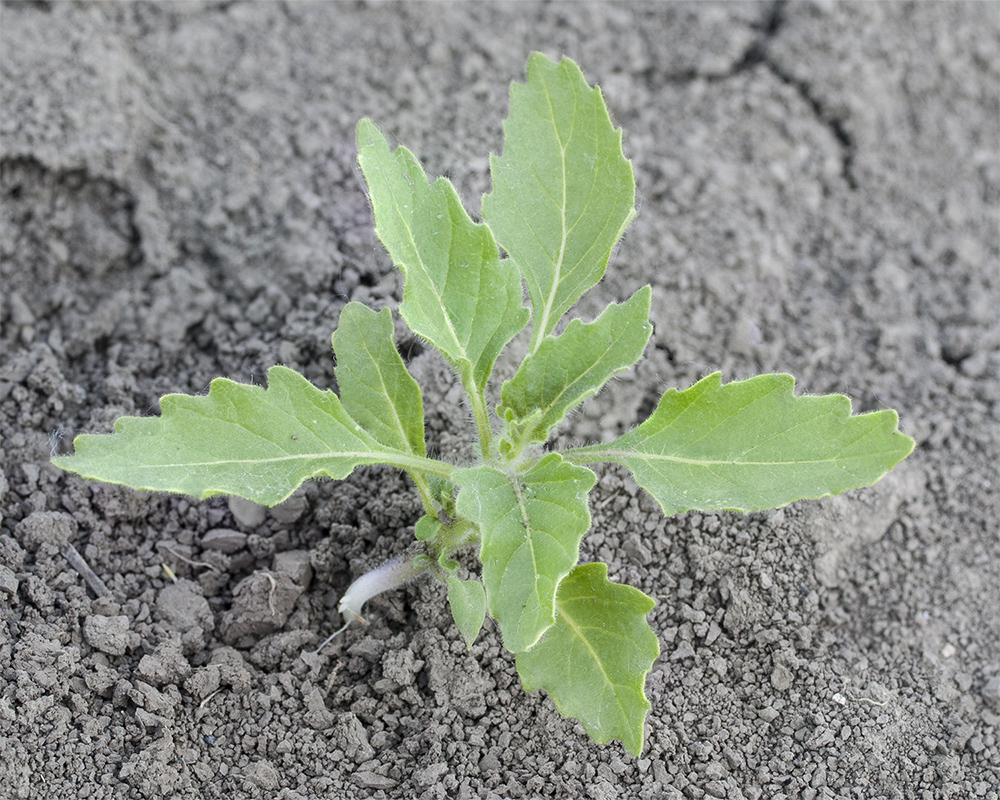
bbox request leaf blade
[454,454,596,653]
[53,366,403,506]
[333,302,425,456]
[482,52,636,351]
[515,562,659,757]
[571,373,916,515]
[499,286,652,444]
[356,119,529,393]
[447,576,487,650]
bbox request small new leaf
[333,302,425,456]
[356,119,529,398]
[515,562,659,757]
[414,514,442,542]
[499,286,652,444]
[455,454,597,653]
[483,52,636,353]
[447,576,487,650]
[569,372,916,515]
[52,366,407,506]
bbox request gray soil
[1,2,998,798]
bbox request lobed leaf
[52,366,410,506]
[482,52,636,353]
[515,562,659,757]
[447,576,487,650]
[569,372,916,515]
[356,119,529,397]
[333,302,425,456]
[454,454,596,653]
[499,286,652,444]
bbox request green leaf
[414,514,442,542]
[333,302,425,456]
[447,576,487,650]
[356,119,529,399]
[499,286,652,444]
[569,373,916,515]
[482,52,636,353]
[454,453,596,653]
[515,562,659,757]
[52,366,426,506]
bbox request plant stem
[315,546,433,653]
[409,471,437,517]
[381,451,455,480]
[337,545,433,623]
[468,386,493,457]
[436,518,479,561]
[560,445,612,466]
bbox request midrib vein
[533,82,570,353]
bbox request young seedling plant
[53,53,914,756]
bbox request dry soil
[1,2,998,799]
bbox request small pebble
[201,528,248,553]
[229,496,266,528]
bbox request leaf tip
[355,117,381,148]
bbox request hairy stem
[381,451,455,481]
[409,471,437,517]
[468,385,493,457]
[560,445,613,466]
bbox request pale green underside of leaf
[356,119,529,393]
[447,576,487,650]
[454,454,596,653]
[52,366,402,506]
[515,562,659,757]
[571,372,916,516]
[482,52,636,351]
[333,302,425,456]
[499,286,652,444]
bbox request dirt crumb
[82,614,139,656]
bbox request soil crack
[723,0,860,192]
